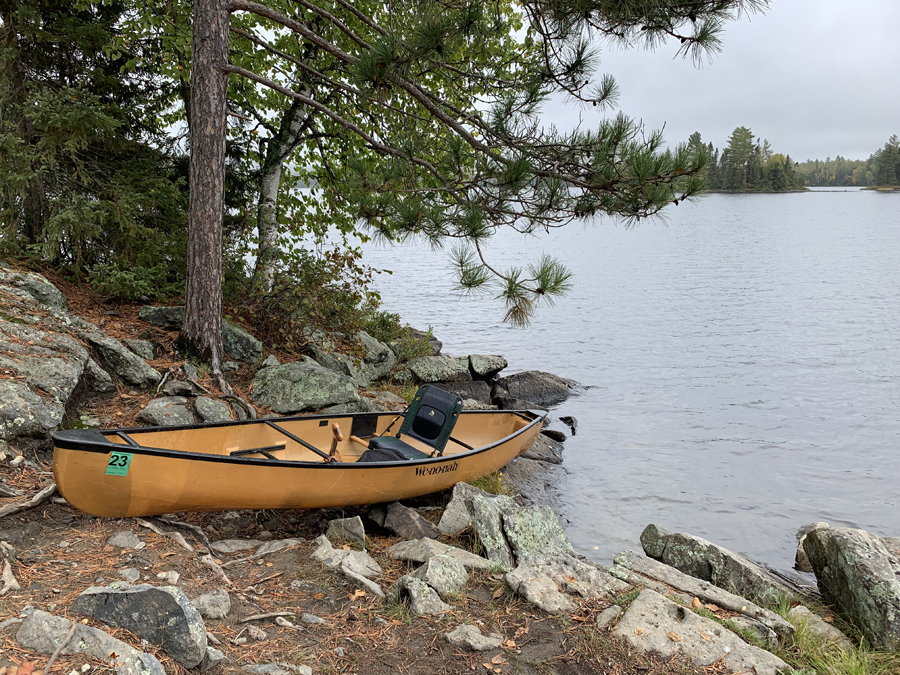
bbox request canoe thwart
[229,444,286,460]
[264,420,331,461]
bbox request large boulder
[502,504,575,562]
[640,524,796,604]
[613,589,788,675]
[138,397,194,427]
[405,355,471,383]
[310,331,397,387]
[17,609,166,675]
[252,359,360,413]
[430,380,492,404]
[468,355,507,380]
[803,526,900,650]
[71,584,208,668]
[82,332,161,388]
[1,269,67,310]
[491,371,573,407]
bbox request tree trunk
[179,0,229,372]
[252,96,315,293]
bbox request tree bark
[179,0,230,372]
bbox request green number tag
[105,451,134,476]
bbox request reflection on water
[356,190,900,571]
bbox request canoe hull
[52,410,542,517]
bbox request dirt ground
[0,463,728,675]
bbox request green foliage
[362,310,433,362]
[470,471,513,496]
[87,262,182,302]
[236,244,381,353]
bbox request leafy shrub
[362,308,434,362]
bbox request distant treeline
[692,129,900,190]
[690,127,805,192]
[794,135,900,187]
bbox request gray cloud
[547,1,900,161]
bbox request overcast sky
[550,1,900,162]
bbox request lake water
[355,188,900,573]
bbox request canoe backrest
[397,385,463,456]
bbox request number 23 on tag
[105,451,134,476]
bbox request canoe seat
[367,385,463,459]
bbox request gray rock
[311,535,383,594]
[491,371,573,407]
[521,434,563,464]
[300,613,325,624]
[182,362,200,380]
[787,605,852,649]
[540,428,567,443]
[341,550,383,580]
[467,495,515,570]
[124,339,155,360]
[0,380,65,441]
[244,665,290,675]
[83,357,115,393]
[108,531,142,549]
[468,355,507,380]
[412,554,469,598]
[430,380,492,404]
[261,355,280,367]
[502,504,575,562]
[309,331,397,387]
[494,396,548,411]
[194,396,234,423]
[506,553,629,613]
[119,567,141,583]
[804,526,900,650]
[251,538,304,558]
[462,398,497,410]
[610,549,794,641]
[444,624,502,651]
[71,584,208,668]
[223,321,263,365]
[369,390,407,410]
[326,516,367,548]
[210,539,263,554]
[640,524,796,605]
[438,482,488,536]
[138,397,194,427]
[386,538,493,570]
[162,380,200,397]
[595,605,622,628]
[392,575,452,615]
[613,589,788,675]
[319,398,384,414]
[383,502,441,540]
[138,306,184,330]
[499,456,559,506]
[16,609,166,675]
[795,522,830,573]
[252,360,360,413]
[0,320,89,401]
[880,536,900,558]
[201,647,226,672]
[343,567,385,598]
[405,355,472,383]
[193,588,232,620]
[1,270,67,309]
[83,332,161,388]
[728,615,779,649]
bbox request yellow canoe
[52,409,543,518]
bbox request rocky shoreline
[2,263,900,674]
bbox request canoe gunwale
[51,409,544,470]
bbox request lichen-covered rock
[804,526,900,650]
[392,575,452,615]
[386,538,493,570]
[17,609,166,675]
[438,482,488,535]
[521,433,564,464]
[326,516,367,548]
[382,502,441,540]
[252,359,360,413]
[405,355,471,383]
[223,321,263,365]
[444,625,502,651]
[467,494,516,570]
[502,504,575,562]
[412,554,469,598]
[138,397,194,427]
[0,380,66,441]
[613,589,788,675]
[468,355,507,380]
[124,338,156,360]
[83,332,161,388]
[309,331,397,387]
[430,380,491,404]
[193,588,232,620]
[491,371,573,407]
[194,396,234,423]
[1,270,67,310]
[640,524,796,604]
[138,305,184,330]
[787,605,852,649]
[795,522,830,573]
[506,553,629,613]
[71,584,208,668]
